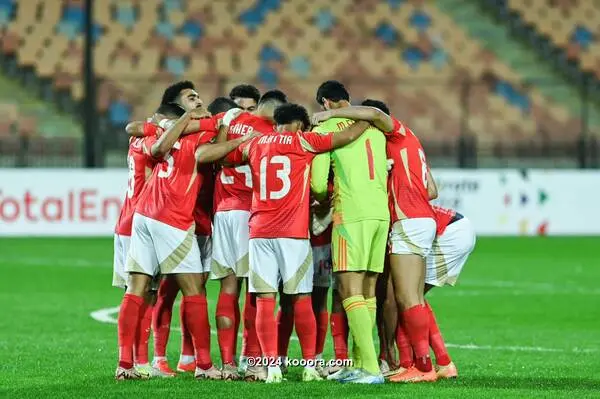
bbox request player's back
[137,132,213,230]
[214,112,275,212]
[386,118,434,221]
[314,117,389,223]
[115,137,156,236]
[244,131,316,239]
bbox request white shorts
[211,210,250,279]
[112,234,131,289]
[426,217,476,287]
[389,218,436,258]
[312,244,332,288]
[126,213,203,277]
[196,235,212,274]
[249,238,313,295]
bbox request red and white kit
[126,130,216,277]
[425,206,476,286]
[386,117,436,257]
[227,130,335,294]
[113,135,157,288]
[211,110,276,280]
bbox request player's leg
[277,288,294,371]
[387,218,437,383]
[329,285,349,365]
[333,221,381,382]
[311,244,331,365]
[279,238,321,382]
[249,238,280,383]
[154,221,219,380]
[423,217,475,379]
[152,276,180,372]
[117,214,158,380]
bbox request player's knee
[216,315,234,329]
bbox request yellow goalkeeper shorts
[332,220,388,273]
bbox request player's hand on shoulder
[242,131,262,142]
[311,110,333,126]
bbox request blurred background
[0,0,599,169]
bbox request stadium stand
[0,0,597,166]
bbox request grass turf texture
[1,237,599,398]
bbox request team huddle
[112,80,476,384]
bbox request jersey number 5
[260,155,291,200]
[157,141,181,179]
[127,155,135,198]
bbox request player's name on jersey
[257,135,293,145]
[229,123,254,136]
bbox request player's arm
[312,106,394,133]
[310,153,330,202]
[151,111,193,158]
[427,167,438,200]
[195,132,258,164]
[215,108,245,143]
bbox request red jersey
[191,112,224,236]
[432,205,456,236]
[386,117,435,222]
[214,110,276,212]
[115,137,157,236]
[135,131,216,230]
[194,163,214,236]
[227,131,334,239]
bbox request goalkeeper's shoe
[436,362,458,379]
[136,363,174,378]
[151,359,176,376]
[302,367,323,382]
[388,366,437,383]
[115,366,149,380]
[327,367,359,381]
[221,363,241,380]
[339,369,384,384]
[195,365,223,380]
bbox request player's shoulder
[315,117,354,133]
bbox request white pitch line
[90,306,598,354]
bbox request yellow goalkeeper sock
[343,295,379,375]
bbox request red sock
[134,302,153,364]
[233,298,241,358]
[216,292,237,365]
[315,310,328,356]
[294,297,317,360]
[277,309,294,357]
[179,304,195,357]
[402,305,432,372]
[396,321,414,369]
[426,302,451,366]
[330,312,349,359]
[152,278,179,357]
[118,293,144,369]
[181,295,212,369]
[242,293,261,358]
[256,297,277,359]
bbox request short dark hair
[316,80,349,105]
[258,89,288,106]
[229,84,261,103]
[161,80,195,105]
[156,103,185,118]
[361,99,390,115]
[273,103,310,130]
[207,97,240,115]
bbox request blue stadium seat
[409,10,431,32]
[115,3,137,30]
[165,55,186,76]
[257,64,278,87]
[108,100,131,126]
[314,8,334,33]
[402,47,423,69]
[375,22,399,46]
[181,19,203,41]
[156,20,175,40]
[571,26,594,50]
[387,0,405,9]
[260,44,283,63]
[290,55,310,79]
[163,0,183,13]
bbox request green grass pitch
[1,237,599,398]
